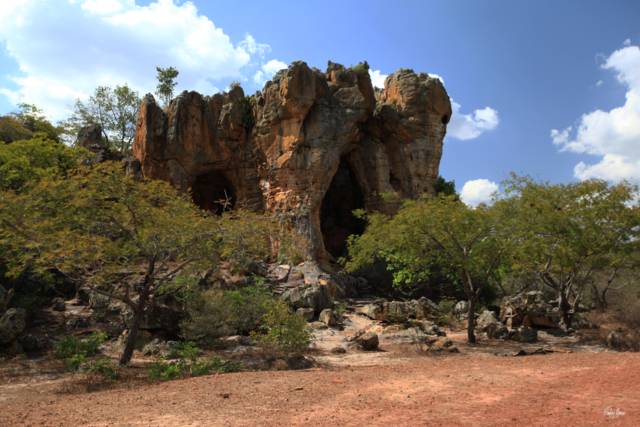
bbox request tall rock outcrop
[133,61,451,262]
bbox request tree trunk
[119,286,149,366]
[467,296,476,344]
[119,257,155,366]
[558,287,572,332]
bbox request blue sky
[1,0,639,205]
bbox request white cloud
[551,126,572,145]
[460,179,499,207]
[551,43,640,182]
[0,0,275,120]
[596,79,603,87]
[369,69,387,89]
[623,38,632,47]
[447,101,500,140]
[253,59,287,86]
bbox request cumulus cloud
[0,0,276,120]
[551,43,640,182]
[460,179,499,207]
[448,101,500,140]
[369,69,387,89]
[253,59,288,86]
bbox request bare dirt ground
[0,351,638,426]
[1,308,637,426]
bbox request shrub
[190,356,241,376]
[54,332,107,361]
[84,358,119,380]
[253,301,311,354]
[148,347,240,381]
[181,285,274,341]
[148,360,186,381]
[166,341,200,361]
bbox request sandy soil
[1,350,638,427]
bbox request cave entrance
[191,171,236,215]
[320,159,366,259]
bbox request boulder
[414,297,439,320]
[429,337,459,353]
[606,329,638,351]
[453,300,469,319]
[19,333,50,353]
[358,303,383,320]
[76,124,122,163]
[0,308,26,345]
[318,309,338,327]
[281,284,333,314]
[510,326,538,343]
[485,322,510,339]
[501,291,558,329]
[309,321,328,330]
[269,264,291,283]
[296,307,315,322]
[476,310,509,339]
[416,321,446,337]
[355,332,379,351]
[330,346,347,354]
[51,297,66,312]
[382,300,412,323]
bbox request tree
[434,175,457,197]
[1,104,62,143]
[63,84,141,154]
[0,134,86,193]
[0,162,222,364]
[155,66,179,106]
[498,176,640,330]
[346,195,510,343]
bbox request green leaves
[62,84,141,154]
[155,66,179,106]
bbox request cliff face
[133,61,451,262]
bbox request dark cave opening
[320,159,366,259]
[191,171,236,215]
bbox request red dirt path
[1,351,638,426]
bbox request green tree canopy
[1,104,63,144]
[155,66,179,106]
[62,84,141,154]
[0,135,87,193]
[496,175,640,330]
[346,195,510,343]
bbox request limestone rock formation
[133,61,451,262]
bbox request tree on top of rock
[155,66,179,107]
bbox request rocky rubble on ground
[500,291,559,329]
[357,297,440,323]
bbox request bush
[148,360,186,381]
[84,358,119,380]
[191,356,241,376]
[166,341,200,361]
[54,332,107,361]
[181,285,275,341]
[182,285,311,354]
[148,344,240,381]
[253,301,311,354]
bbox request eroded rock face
[133,61,451,262]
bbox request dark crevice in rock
[191,171,236,215]
[320,158,366,258]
